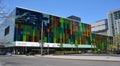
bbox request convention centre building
[0,7,113,54]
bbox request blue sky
[3,0,120,24]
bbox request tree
[0,0,7,23]
[113,34,120,52]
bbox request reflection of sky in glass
[0,26,5,41]
[0,9,16,43]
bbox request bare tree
[0,0,7,23]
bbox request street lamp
[91,43,92,49]
[40,20,43,56]
[71,42,73,51]
[39,16,48,56]
[91,40,93,53]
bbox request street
[0,55,120,66]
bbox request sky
[1,0,120,24]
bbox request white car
[6,52,12,56]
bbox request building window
[4,26,10,36]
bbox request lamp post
[91,40,93,53]
[38,15,49,56]
[71,42,73,51]
[106,38,108,53]
[40,20,43,56]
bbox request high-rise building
[91,19,108,36]
[108,9,120,36]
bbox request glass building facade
[91,33,112,51]
[0,7,113,53]
[15,8,91,45]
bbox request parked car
[26,52,35,56]
[116,51,120,54]
[6,52,12,56]
[0,51,8,55]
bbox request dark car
[26,52,35,56]
[116,51,120,54]
[0,51,8,55]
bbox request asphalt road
[0,55,120,66]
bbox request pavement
[35,54,120,62]
[1,55,120,66]
[6,54,120,62]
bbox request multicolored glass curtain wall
[14,8,91,45]
[14,7,112,50]
[91,33,113,51]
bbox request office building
[108,9,120,36]
[92,19,108,36]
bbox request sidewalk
[35,55,120,62]
[12,55,35,58]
